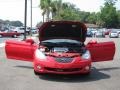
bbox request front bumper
[34,57,91,75]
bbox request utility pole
[30,0,32,36]
[24,0,27,40]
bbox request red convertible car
[5,21,115,75]
[0,30,20,38]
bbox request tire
[82,72,91,77]
[34,70,45,76]
[84,72,91,75]
[0,35,2,38]
[13,35,17,38]
[34,70,40,75]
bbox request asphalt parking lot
[0,37,120,90]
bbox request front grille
[55,57,73,63]
[45,67,81,72]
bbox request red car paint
[104,29,111,35]
[34,56,91,74]
[0,30,20,37]
[5,40,38,62]
[5,21,115,75]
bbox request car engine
[40,39,86,56]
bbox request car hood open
[38,21,87,42]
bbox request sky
[0,0,120,27]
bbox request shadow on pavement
[15,65,33,69]
[97,67,120,71]
[14,65,120,82]
[38,67,120,83]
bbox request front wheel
[13,35,17,38]
[84,72,91,76]
[0,35,2,38]
[34,70,40,75]
[34,70,45,76]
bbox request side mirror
[88,40,97,44]
[26,39,35,45]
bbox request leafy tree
[117,10,120,27]
[0,19,23,27]
[39,0,52,22]
[100,0,119,28]
[104,0,117,5]
[87,12,97,24]
[38,0,120,28]
[79,11,90,23]
[10,21,23,27]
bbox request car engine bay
[39,39,87,57]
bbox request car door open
[87,41,115,62]
[5,40,38,62]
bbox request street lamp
[23,0,27,40]
[30,0,32,36]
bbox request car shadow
[14,65,120,82]
[15,65,33,69]
[38,67,120,83]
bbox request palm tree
[40,0,52,22]
[50,1,57,19]
[40,0,45,22]
[51,0,62,20]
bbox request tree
[51,0,63,20]
[117,10,120,27]
[39,0,52,22]
[10,21,23,27]
[38,0,120,28]
[104,0,117,5]
[87,12,97,24]
[100,0,119,28]
[79,11,90,23]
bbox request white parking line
[0,43,5,48]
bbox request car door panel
[87,41,115,62]
[5,40,38,62]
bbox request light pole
[30,0,32,36]
[24,0,27,40]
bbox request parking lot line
[0,43,5,48]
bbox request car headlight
[35,49,46,60]
[82,50,91,60]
